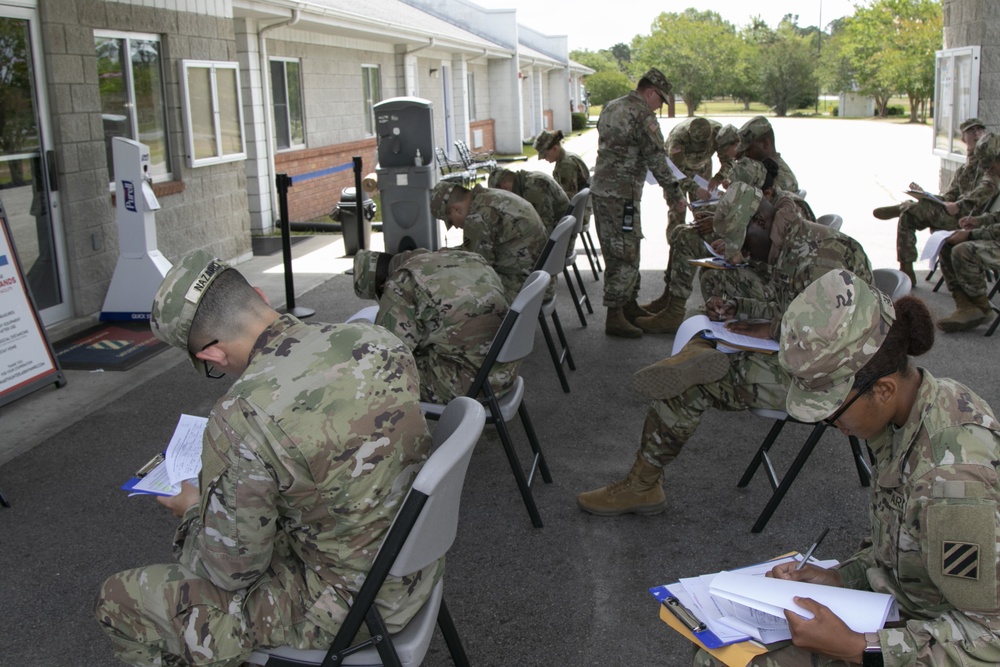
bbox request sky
[472,0,860,52]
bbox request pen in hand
[795,527,829,571]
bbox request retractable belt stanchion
[275,172,315,319]
[353,156,365,252]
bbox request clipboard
[650,584,738,649]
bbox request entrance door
[0,5,69,325]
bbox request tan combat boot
[606,306,642,338]
[874,204,902,220]
[898,262,916,286]
[938,290,992,332]
[577,453,666,516]
[631,338,730,399]
[623,300,652,325]
[640,286,671,314]
[634,296,686,334]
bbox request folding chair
[983,276,1000,337]
[534,216,578,393]
[737,268,912,533]
[577,195,602,280]
[248,396,486,667]
[562,189,594,326]
[454,140,496,174]
[421,271,553,528]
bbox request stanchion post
[275,172,315,319]
[353,156,364,252]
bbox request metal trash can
[332,187,376,256]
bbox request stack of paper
[670,315,779,357]
[122,414,207,496]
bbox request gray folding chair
[562,189,594,326]
[815,213,843,231]
[247,396,486,667]
[421,271,553,528]
[738,269,912,532]
[534,216,578,393]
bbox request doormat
[54,321,169,371]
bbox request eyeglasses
[821,373,889,427]
[199,339,225,380]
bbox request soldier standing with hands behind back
[590,67,685,338]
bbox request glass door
[0,5,69,324]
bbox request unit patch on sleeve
[943,541,980,580]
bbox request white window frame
[178,59,247,167]
[269,56,305,151]
[467,71,477,121]
[362,64,381,136]
[933,46,981,161]
[94,29,172,183]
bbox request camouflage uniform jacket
[508,170,571,234]
[945,132,997,203]
[837,371,1000,666]
[590,90,682,202]
[551,150,590,199]
[772,153,799,194]
[173,315,442,633]
[462,185,548,304]
[376,249,517,404]
[667,117,722,199]
[961,174,1000,239]
[734,217,873,339]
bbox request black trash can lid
[340,187,372,203]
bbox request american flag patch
[943,541,979,580]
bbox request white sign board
[0,198,64,407]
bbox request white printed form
[165,414,208,485]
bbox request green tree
[631,9,740,116]
[569,48,618,75]
[756,19,818,116]
[609,43,631,73]
[584,69,633,106]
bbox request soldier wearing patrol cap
[576,184,872,517]
[488,166,570,235]
[696,269,1000,667]
[430,180,547,305]
[534,129,591,206]
[738,115,799,194]
[590,67,686,337]
[353,247,517,403]
[95,250,441,666]
[872,117,995,285]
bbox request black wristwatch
[862,631,884,667]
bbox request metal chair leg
[581,229,602,279]
[537,312,571,393]
[517,399,553,484]
[437,599,471,667]
[849,435,872,486]
[737,418,788,489]
[563,267,588,326]
[485,392,544,528]
[571,261,593,314]
[750,423,827,533]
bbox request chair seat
[541,297,556,317]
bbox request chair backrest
[873,268,913,302]
[815,214,843,231]
[454,140,472,166]
[532,215,576,277]
[389,397,486,576]
[567,188,591,236]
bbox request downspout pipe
[259,9,301,232]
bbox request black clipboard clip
[662,596,707,633]
[135,452,165,478]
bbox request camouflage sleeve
[957,173,1000,217]
[172,406,281,591]
[971,216,1000,242]
[835,546,878,591]
[461,213,495,264]
[713,154,734,184]
[941,166,964,202]
[642,117,682,202]
[375,273,423,353]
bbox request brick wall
[469,119,496,153]
[274,139,378,222]
[543,110,553,131]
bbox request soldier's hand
[693,215,714,237]
[960,216,982,230]
[695,186,711,201]
[669,197,688,218]
[708,177,723,193]
[705,297,736,322]
[157,481,200,517]
[768,562,844,587]
[784,597,866,663]
[724,320,771,339]
[946,230,972,245]
[945,201,960,216]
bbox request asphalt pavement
[3,116,995,667]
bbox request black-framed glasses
[821,372,889,426]
[200,339,225,380]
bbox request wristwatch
[862,631,884,667]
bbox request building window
[270,58,304,150]
[362,64,381,136]
[467,72,477,121]
[934,46,981,161]
[178,60,246,167]
[95,31,171,182]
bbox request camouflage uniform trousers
[698,266,770,306]
[593,193,643,307]
[897,200,958,263]
[660,223,716,301]
[96,562,330,667]
[639,350,788,467]
[693,645,850,667]
[940,238,1000,298]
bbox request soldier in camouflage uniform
[430,180,548,305]
[590,67,685,337]
[534,129,592,236]
[352,248,516,403]
[577,183,872,517]
[935,133,1000,332]
[739,116,799,194]
[873,117,994,285]
[488,166,570,235]
[696,269,1000,667]
[94,251,441,666]
[636,120,742,333]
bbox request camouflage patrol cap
[640,68,672,104]
[430,181,466,226]
[716,124,739,149]
[150,249,230,371]
[713,182,764,263]
[728,158,767,189]
[688,117,714,147]
[533,130,563,154]
[779,270,896,423]
[739,116,773,148]
[960,117,986,133]
[488,167,515,189]
[353,249,389,300]
[975,132,1000,162]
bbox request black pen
[795,527,829,571]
